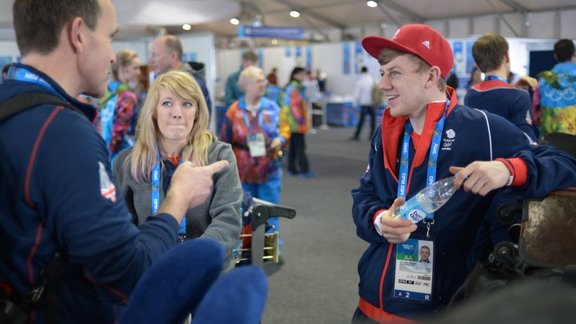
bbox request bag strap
[0,92,79,123]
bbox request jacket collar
[381,87,458,182]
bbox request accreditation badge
[393,238,434,303]
[247,133,266,157]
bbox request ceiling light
[182,24,191,31]
[367,1,378,8]
[230,17,240,25]
[289,10,300,18]
[271,39,278,45]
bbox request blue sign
[343,43,351,75]
[238,25,305,40]
[306,46,312,71]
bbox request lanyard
[151,154,186,235]
[242,103,263,133]
[484,75,507,83]
[397,100,449,221]
[7,66,65,100]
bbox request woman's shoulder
[208,140,234,160]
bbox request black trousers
[353,105,376,139]
[287,133,309,174]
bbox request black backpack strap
[0,92,79,123]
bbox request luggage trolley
[233,197,296,267]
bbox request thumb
[206,160,229,174]
[449,166,463,175]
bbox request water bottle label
[404,208,427,224]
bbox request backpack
[0,92,74,324]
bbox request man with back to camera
[149,34,212,117]
[464,32,538,141]
[0,0,228,322]
[224,50,258,109]
[533,38,576,138]
[351,24,576,323]
[350,66,376,141]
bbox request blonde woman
[113,71,242,269]
[100,49,141,160]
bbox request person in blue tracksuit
[352,24,576,323]
[0,1,227,322]
[464,32,538,141]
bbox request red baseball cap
[362,24,454,79]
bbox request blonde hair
[238,65,264,91]
[111,49,139,81]
[128,70,214,182]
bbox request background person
[464,33,538,141]
[283,67,316,178]
[224,50,258,109]
[350,66,376,141]
[114,71,242,270]
[533,38,576,138]
[99,49,141,161]
[149,34,212,118]
[351,24,576,323]
[219,66,290,241]
[0,0,227,322]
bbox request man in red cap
[351,24,576,322]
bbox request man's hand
[159,160,229,223]
[379,198,417,243]
[449,161,510,196]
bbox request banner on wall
[0,56,12,71]
[238,25,304,40]
[452,41,465,76]
[466,38,476,74]
[285,47,292,58]
[354,42,364,74]
[257,48,264,68]
[306,46,312,71]
[181,52,197,62]
[343,43,351,75]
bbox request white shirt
[354,73,375,106]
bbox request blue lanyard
[397,100,449,221]
[484,75,507,83]
[242,104,263,133]
[7,66,65,100]
[151,154,186,235]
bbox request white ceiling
[0,0,575,40]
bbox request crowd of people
[1,0,575,323]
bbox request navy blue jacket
[0,64,180,323]
[464,79,538,141]
[352,89,576,320]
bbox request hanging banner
[306,46,313,71]
[343,43,351,75]
[239,25,305,40]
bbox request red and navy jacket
[352,89,576,321]
[0,64,180,323]
[464,79,538,141]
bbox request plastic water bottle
[393,176,456,224]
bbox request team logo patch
[442,129,456,151]
[98,162,116,203]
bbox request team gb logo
[442,129,456,151]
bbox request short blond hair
[238,66,264,91]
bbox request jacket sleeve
[351,127,393,244]
[508,144,576,198]
[40,111,179,304]
[509,91,537,141]
[201,143,243,258]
